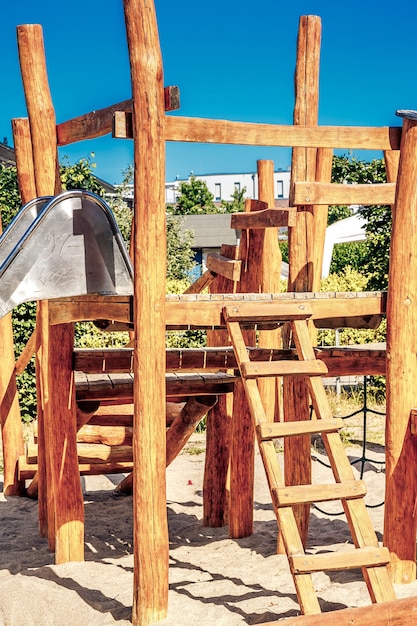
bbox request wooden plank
[48,295,132,325]
[112,112,402,150]
[231,206,297,229]
[48,292,387,327]
[241,359,328,379]
[294,181,396,206]
[274,480,366,506]
[257,418,344,440]
[261,596,417,625]
[205,252,242,282]
[223,301,313,323]
[73,345,386,377]
[290,546,390,573]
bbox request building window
[234,182,241,192]
[276,180,284,199]
[215,183,221,201]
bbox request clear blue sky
[2,0,417,185]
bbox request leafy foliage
[329,240,368,274]
[59,155,105,196]
[219,186,247,212]
[172,176,216,214]
[331,154,390,286]
[0,165,21,230]
[166,214,196,280]
[318,269,386,348]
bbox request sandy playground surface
[1,434,417,625]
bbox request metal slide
[0,190,134,319]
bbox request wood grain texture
[384,119,417,584]
[123,0,169,621]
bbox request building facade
[166,170,291,204]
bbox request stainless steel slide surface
[0,190,134,318]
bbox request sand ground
[1,434,416,625]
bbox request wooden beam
[113,111,402,150]
[231,207,297,229]
[48,291,387,328]
[19,458,133,481]
[205,252,242,282]
[56,87,180,146]
[184,268,216,294]
[294,181,396,206]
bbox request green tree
[166,213,196,280]
[60,155,105,196]
[173,175,216,214]
[0,164,21,230]
[220,186,247,212]
[330,154,389,285]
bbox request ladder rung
[273,480,366,507]
[223,302,313,323]
[257,418,344,440]
[241,359,328,379]
[290,546,391,574]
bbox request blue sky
[2,0,417,185]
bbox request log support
[384,111,417,584]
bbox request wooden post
[123,1,169,623]
[0,122,29,496]
[12,118,45,511]
[257,160,282,421]
[384,111,417,584]
[204,244,237,527]
[310,148,333,287]
[284,15,322,548]
[17,24,84,562]
[228,200,266,538]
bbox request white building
[167,170,291,204]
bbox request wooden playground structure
[3,0,417,623]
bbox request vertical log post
[285,15,321,547]
[228,199,265,538]
[257,160,282,421]
[384,111,417,584]
[203,244,237,527]
[123,1,169,623]
[0,125,26,496]
[310,148,333,288]
[17,24,84,562]
[12,119,44,511]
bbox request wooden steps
[223,302,396,615]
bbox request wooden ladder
[223,301,396,615]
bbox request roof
[0,142,16,167]
[182,214,238,248]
